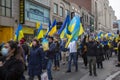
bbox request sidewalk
[80,56,120,80]
[112,72,120,80]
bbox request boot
[53,66,57,71]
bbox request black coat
[28,46,43,76]
[0,56,24,80]
[46,42,56,59]
[96,45,104,62]
[87,41,97,56]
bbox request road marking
[105,71,120,80]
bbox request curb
[105,71,120,80]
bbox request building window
[60,7,63,17]
[54,3,58,14]
[0,0,12,17]
[65,9,70,16]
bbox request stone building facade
[92,0,116,33]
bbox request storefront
[23,0,50,41]
[22,26,47,42]
[22,26,34,41]
[0,26,14,43]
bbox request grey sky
[109,0,120,19]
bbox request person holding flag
[46,36,56,80]
[64,15,84,73]
[66,40,78,72]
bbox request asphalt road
[24,55,120,80]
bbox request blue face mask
[97,46,100,48]
[1,48,9,56]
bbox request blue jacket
[28,46,43,76]
[60,41,68,52]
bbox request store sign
[25,1,49,23]
[28,8,44,21]
[19,0,25,24]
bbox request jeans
[67,52,78,71]
[47,59,53,80]
[29,75,41,80]
[54,53,60,67]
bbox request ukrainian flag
[14,24,24,41]
[96,32,104,40]
[79,24,84,36]
[42,38,49,51]
[36,24,43,39]
[48,19,57,36]
[58,15,70,35]
[59,15,71,39]
[36,22,40,29]
[65,16,84,47]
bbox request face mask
[1,48,9,56]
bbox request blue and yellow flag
[95,32,103,40]
[60,15,71,39]
[48,19,57,36]
[36,22,40,29]
[36,24,43,39]
[58,15,70,35]
[42,38,49,51]
[65,16,84,47]
[79,24,84,36]
[14,24,24,41]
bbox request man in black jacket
[87,37,97,76]
[46,36,56,80]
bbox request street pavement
[24,55,120,80]
[112,73,120,80]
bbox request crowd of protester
[0,35,120,80]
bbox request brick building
[69,0,92,13]
[68,0,94,33]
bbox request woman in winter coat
[0,40,25,80]
[28,39,43,80]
